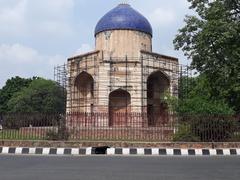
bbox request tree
[7,78,66,113]
[165,74,234,115]
[0,76,33,113]
[168,75,236,142]
[174,0,240,113]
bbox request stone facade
[66,4,179,127]
[96,30,152,58]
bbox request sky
[0,0,194,88]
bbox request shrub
[187,115,236,142]
[177,97,234,116]
[46,129,70,141]
[46,130,59,141]
[229,133,240,142]
[46,125,69,141]
[173,124,200,142]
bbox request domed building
[66,4,179,127]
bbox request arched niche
[74,71,94,112]
[147,71,170,126]
[109,89,131,127]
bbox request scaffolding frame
[54,54,192,114]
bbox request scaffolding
[54,63,68,90]
[54,54,192,114]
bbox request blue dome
[95,4,152,37]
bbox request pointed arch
[147,70,170,126]
[109,89,131,127]
[74,71,94,112]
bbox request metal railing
[0,113,239,142]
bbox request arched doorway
[109,89,131,127]
[147,71,170,126]
[74,71,94,112]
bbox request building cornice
[140,50,178,62]
[68,50,100,61]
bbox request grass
[0,130,46,140]
[1,129,239,142]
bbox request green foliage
[177,97,234,116]
[167,74,237,142]
[1,113,62,129]
[230,133,240,142]
[0,130,43,140]
[161,91,178,112]
[163,75,235,115]
[189,115,236,142]
[173,124,200,142]
[0,76,33,113]
[179,75,212,100]
[46,129,69,141]
[174,116,237,142]
[46,120,69,141]
[174,0,240,113]
[7,78,66,113]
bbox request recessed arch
[109,89,131,127]
[74,71,94,88]
[147,71,170,126]
[74,71,94,112]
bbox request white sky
[0,0,193,87]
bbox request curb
[106,148,240,156]
[1,147,240,156]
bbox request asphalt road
[0,155,239,180]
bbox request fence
[0,113,239,142]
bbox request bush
[1,113,62,129]
[173,124,200,142]
[174,115,237,142]
[177,97,234,116]
[2,114,21,129]
[46,122,69,141]
[191,116,236,142]
[229,133,240,142]
[46,130,59,141]
[46,128,69,141]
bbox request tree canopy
[7,78,66,113]
[0,77,66,113]
[174,0,240,113]
[165,75,234,115]
[0,76,33,112]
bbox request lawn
[0,130,46,140]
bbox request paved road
[0,155,239,180]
